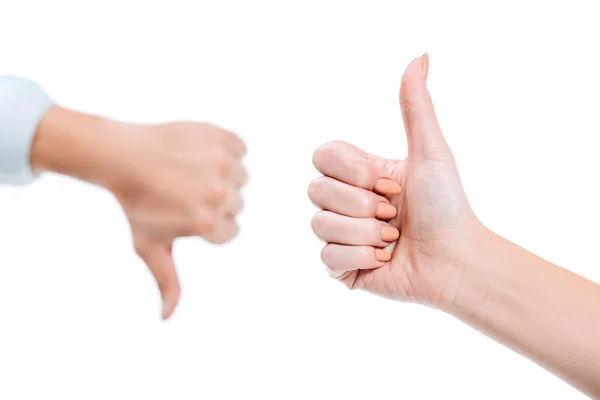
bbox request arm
[308,54,600,397]
[452,227,600,398]
[1,77,247,320]
[31,106,141,186]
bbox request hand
[308,54,481,310]
[32,111,247,319]
[309,55,600,397]
[111,122,247,319]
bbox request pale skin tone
[309,55,600,398]
[31,107,247,320]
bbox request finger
[222,188,243,217]
[134,240,181,320]
[400,53,451,162]
[321,244,391,273]
[308,176,397,219]
[203,217,240,244]
[226,134,247,159]
[207,123,247,158]
[221,130,247,158]
[312,141,401,194]
[311,211,399,247]
[229,162,248,188]
[215,155,247,188]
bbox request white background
[0,1,598,398]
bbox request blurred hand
[308,55,481,310]
[112,122,247,319]
[32,113,247,320]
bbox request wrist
[444,223,507,320]
[31,106,141,189]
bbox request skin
[309,55,600,397]
[31,106,247,320]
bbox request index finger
[209,124,247,158]
[225,132,247,158]
[312,141,401,195]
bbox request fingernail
[376,203,397,219]
[374,178,402,195]
[381,225,400,242]
[375,249,392,262]
[422,52,429,82]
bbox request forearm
[450,227,600,397]
[30,106,138,189]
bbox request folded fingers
[312,141,401,195]
[197,184,243,244]
[311,211,399,247]
[321,244,391,273]
[222,187,243,217]
[310,141,404,277]
[308,176,397,220]
[203,218,240,244]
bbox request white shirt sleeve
[0,76,54,185]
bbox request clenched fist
[309,54,480,310]
[112,122,247,319]
[32,110,247,319]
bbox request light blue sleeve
[0,76,54,185]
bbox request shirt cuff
[0,76,54,185]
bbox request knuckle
[209,184,228,204]
[312,141,344,169]
[212,127,230,142]
[239,168,249,187]
[206,222,239,245]
[310,212,328,238]
[307,177,326,202]
[237,139,247,156]
[215,154,232,175]
[320,245,333,267]
[234,197,244,214]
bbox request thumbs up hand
[309,55,481,310]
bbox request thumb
[400,54,451,162]
[134,239,181,320]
